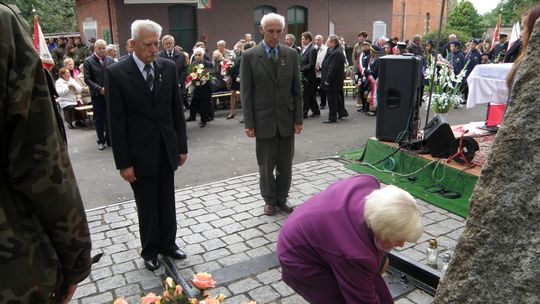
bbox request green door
[168,4,197,51]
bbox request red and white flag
[33,15,54,70]
[490,14,501,51]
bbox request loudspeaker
[376,55,422,142]
[424,116,457,158]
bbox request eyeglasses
[266,29,283,34]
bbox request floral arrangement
[423,55,468,114]
[219,58,235,82]
[185,64,212,93]
[112,273,228,304]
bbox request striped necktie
[143,64,154,90]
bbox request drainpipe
[401,0,406,41]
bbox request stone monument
[433,18,540,303]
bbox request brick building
[76,0,447,54]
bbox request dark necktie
[144,64,153,90]
[169,52,173,58]
[269,47,278,63]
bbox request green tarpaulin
[342,139,477,218]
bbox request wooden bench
[211,90,240,109]
[75,105,94,128]
[343,79,356,96]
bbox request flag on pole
[33,14,54,70]
[490,14,501,51]
[508,21,521,49]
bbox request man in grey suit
[241,13,303,216]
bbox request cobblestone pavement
[71,158,466,304]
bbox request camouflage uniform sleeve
[0,4,92,288]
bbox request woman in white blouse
[55,67,82,129]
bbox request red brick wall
[76,0,118,44]
[77,0,394,55]
[391,0,448,41]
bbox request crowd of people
[46,24,518,142]
[4,1,539,301]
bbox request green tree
[483,0,540,27]
[447,0,483,37]
[4,0,78,34]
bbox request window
[373,21,387,40]
[82,20,97,43]
[168,4,197,51]
[254,5,276,42]
[287,6,307,43]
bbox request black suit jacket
[158,50,187,88]
[106,56,187,177]
[321,46,345,91]
[299,44,317,82]
[84,54,115,97]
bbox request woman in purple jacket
[277,175,423,304]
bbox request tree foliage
[4,0,78,34]
[483,0,540,27]
[447,0,483,37]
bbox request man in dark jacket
[107,19,188,271]
[84,39,115,150]
[462,39,482,103]
[321,35,348,123]
[158,35,188,103]
[447,41,465,74]
[300,31,320,118]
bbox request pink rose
[141,292,161,304]
[113,298,129,304]
[174,285,183,297]
[191,272,216,289]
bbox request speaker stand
[447,131,475,168]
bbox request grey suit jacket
[240,43,302,139]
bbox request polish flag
[490,14,501,51]
[33,15,54,70]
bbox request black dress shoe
[264,204,276,216]
[186,117,196,122]
[144,257,160,271]
[199,122,206,128]
[277,201,294,213]
[310,113,320,117]
[320,105,326,109]
[323,120,337,124]
[163,249,187,260]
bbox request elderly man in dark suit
[158,35,188,109]
[300,31,320,118]
[241,13,303,216]
[106,19,188,271]
[84,39,115,150]
[321,35,347,123]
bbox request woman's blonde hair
[364,185,423,243]
[63,57,74,67]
